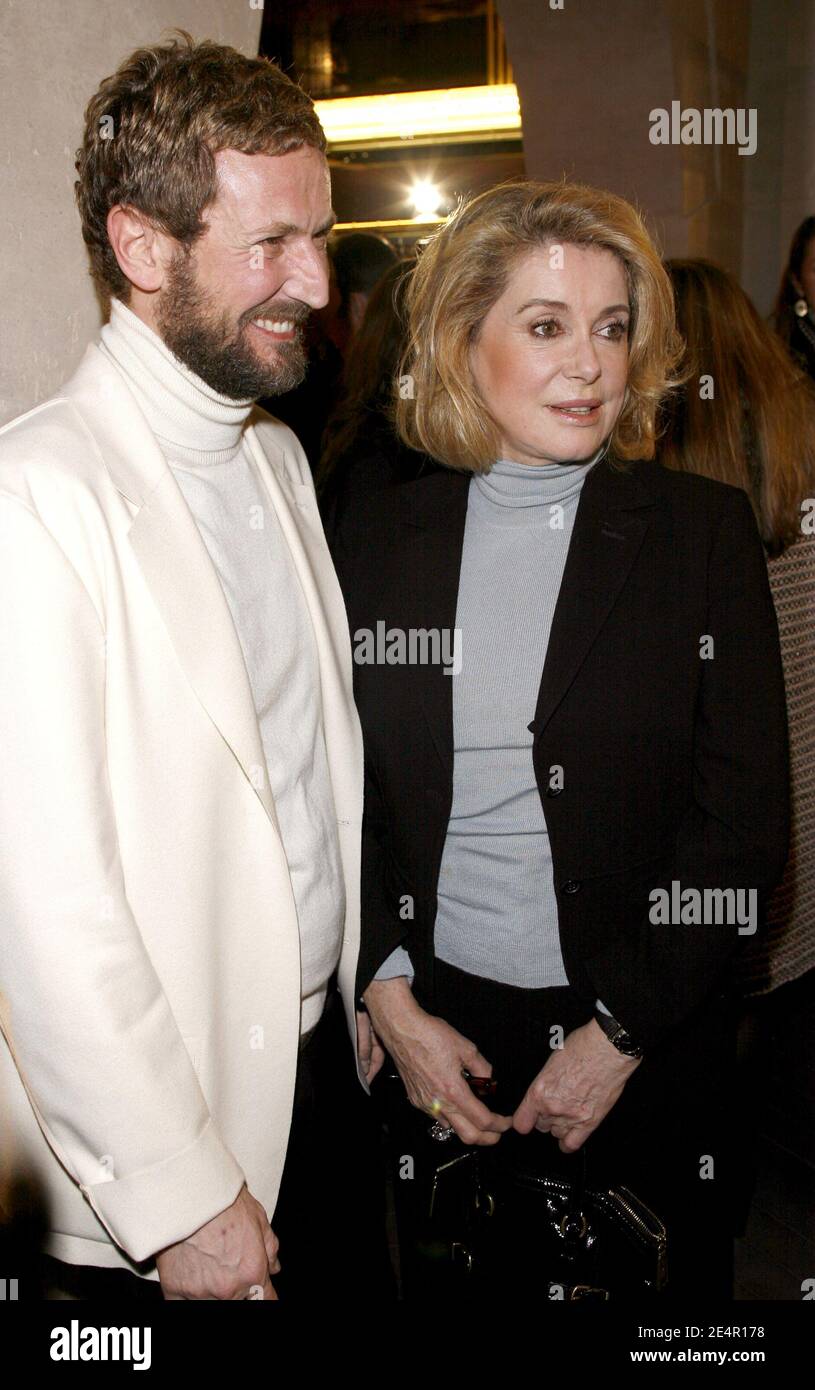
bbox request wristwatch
[593,1007,644,1059]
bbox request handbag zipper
[611,1187,668,1288]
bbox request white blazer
[0,342,365,1278]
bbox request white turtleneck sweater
[98,297,344,1038]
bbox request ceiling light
[410,179,443,218]
[315,84,522,149]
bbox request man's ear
[106,204,175,294]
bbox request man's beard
[155,246,309,401]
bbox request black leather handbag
[429,1143,668,1300]
[384,1075,668,1301]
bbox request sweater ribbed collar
[473,445,606,511]
[98,297,254,466]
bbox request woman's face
[468,243,631,466]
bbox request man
[0,32,385,1301]
[261,232,398,470]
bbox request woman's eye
[531,317,629,341]
[263,236,282,247]
[599,319,629,340]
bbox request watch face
[611,1027,641,1056]
[595,1011,642,1055]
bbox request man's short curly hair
[74,29,326,303]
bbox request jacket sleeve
[356,752,416,999]
[581,487,791,1052]
[0,498,245,1264]
[329,511,414,1000]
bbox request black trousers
[269,984,395,1302]
[386,956,741,1302]
[24,987,394,1301]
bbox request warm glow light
[332,217,442,233]
[314,83,521,148]
[410,179,443,217]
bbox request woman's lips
[547,401,602,425]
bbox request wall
[0,0,262,425]
[498,0,815,314]
[742,0,815,314]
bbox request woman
[660,258,815,996]
[772,216,815,380]
[317,257,439,536]
[332,181,790,1301]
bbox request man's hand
[513,1018,642,1153]
[356,1008,386,1082]
[155,1184,281,1299]
[362,977,512,1146]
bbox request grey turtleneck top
[375,452,610,1010]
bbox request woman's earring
[794,298,809,317]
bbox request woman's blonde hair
[394,178,685,471]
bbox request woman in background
[772,217,815,381]
[317,258,438,536]
[661,258,815,997]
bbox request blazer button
[561,879,582,895]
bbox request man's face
[155,145,335,401]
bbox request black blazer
[331,455,790,1052]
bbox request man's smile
[248,316,298,342]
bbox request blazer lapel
[400,471,471,779]
[401,458,660,770]
[530,455,660,735]
[64,343,281,835]
[242,419,364,824]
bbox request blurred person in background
[772,217,815,381]
[331,231,400,351]
[318,257,440,535]
[661,258,815,999]
[261,231,398,469]
[332,181,790,1301]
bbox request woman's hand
[363,977,513,1145]
[355,1008,386,1083]
[513,1019,642,1152]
